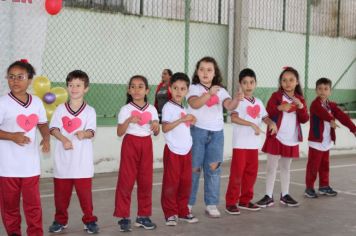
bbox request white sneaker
[205,205,221,218]
[165,215,178,226]
[179,214,199,223]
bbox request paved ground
[1,154,356,236]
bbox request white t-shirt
[232,97,268,149]
[50,102,96,178]
[309,102,333,151]
[276,94,299,146]
[162,100,192,155]
[0,93,47,177]
[118,102,159,137]
[187,83,231,131]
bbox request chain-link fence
[1,0,355,124]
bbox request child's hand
[61,137,73,150]
[11,132,31,146]
[278,103,292,112]
[330,120,340,129]
[74,130,86,140]
[129,115,140,124]
[268,122,278,135]
[251,124,261,135]
[292,97,303,109]
[234,87,244,101]
[40,138,50,153]
[151,120,160,135]
[209,85,220,96]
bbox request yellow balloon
[51,87,68,105]
[32,76,51,98]
[43,103,56,120]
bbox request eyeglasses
[5,74,28,81]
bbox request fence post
[139,0,144,15]
[218,0,222,24]
[304,0,311,100]
[282,0,286,31]
[336,0,341,37]
[184,0,191,74]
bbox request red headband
[20,59,29,64]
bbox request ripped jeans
[189,126,224,206]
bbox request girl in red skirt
[114,75,160,232]
[256,67,309,208]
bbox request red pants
[0,176,43,236]
[225,149,258,206]
[114,134,153,218]
[161,145,192,218]
[53,178,97,225]
[305,147,330,189]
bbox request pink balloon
[45,0,63,15]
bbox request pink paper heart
[247,105,260,119]
[131,110,152,126]
[205,94,219,107]
[281,101,297,112]
[181,112,191,127]
[62,116,82,133]
[16,114,39,132]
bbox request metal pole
[336,0,341,37]
[139,0,144,16]
[184,0,191,74]
[332,57,356,89]
[282,0,286,31]
[304,0,311,100]
[218,0,222,24]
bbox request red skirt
[262,136,299,158]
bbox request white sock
[280,158,292,196]
[265,154,280,197]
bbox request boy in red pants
[305,78,356,198]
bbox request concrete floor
[1,154,356,236]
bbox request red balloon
[45,0,63,15]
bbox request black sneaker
[238,202,261,211]
[84,221,99,234]
[318,186,337,196]
[280,194,299,207]
[135,217,157,230]
[225,205,240,215]
[256,195,274,208]
[49,221,68,233]
[118,218,132,232]
[304,188,318,198]
[179,213,199,223]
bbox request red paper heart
[131,110,152,126]
[247,105,260,119]
[181,112,191,127]
[281,101,297,112]
[62,116,82,133]
[205,94,219,107]
[16,114,39,132]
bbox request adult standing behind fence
[154,69,172,123]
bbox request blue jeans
[189,126,224,206]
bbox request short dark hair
[66,70,90,88]
[7,60,36,79]
[239,68,256,83]
[170,72,190,88]
[316,77,332,88]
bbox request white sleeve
[161,104,172,123]
[260,101,268,118]
[219,88,231,103]
[151,106,159,121]
[49,106,62,131]
[118,106,129,124]
[38,99,48,124]
[0,100,4,125]
[85,107,97,133]
[186,84,201,99]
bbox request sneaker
[179,214,199,223]
[165,215,178,226]
[225,205,240,215]
[304,188,318,198]
[280,194,300,207]
[256,195,274,208]
[49,221,68,233]
[205,205,221,218]
[135,217,157,230]
[318,186,337,196]
[84,222,99,234]
[118,218,132,232]
[238,202,261,211]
